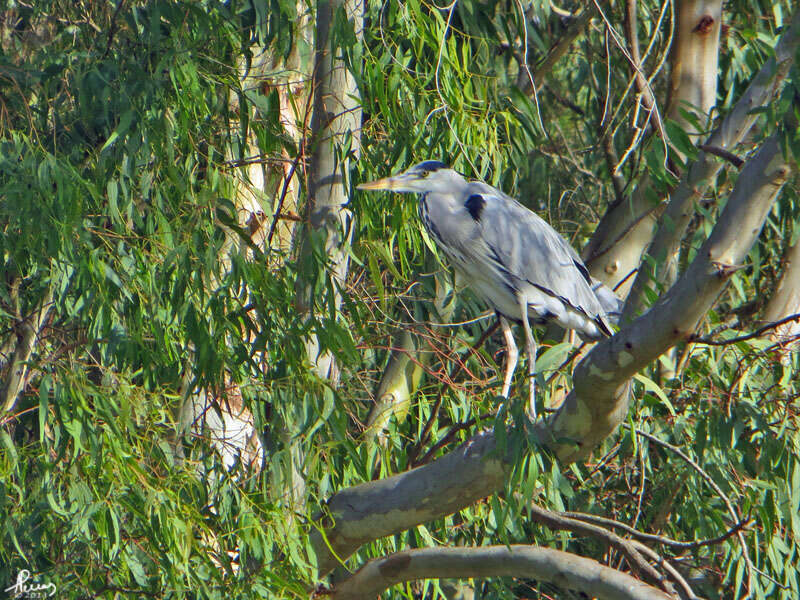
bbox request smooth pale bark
[667,0,723,136]
[584,3,726,297]
[550,132,790,460]
[1,285,53,414]
[623,12,800,320]
[311,131,791,577]
[762,239,800,361]
[296,0,363,382]
[330,546,672,600]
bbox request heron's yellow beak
[356,175,403,191]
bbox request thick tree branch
[666,1,723,137]
[623,13,800,319]
[311,127,791,578]
[546,130,790,461]
[328,545,673,600]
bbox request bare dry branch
[564,511,752,551]
[525,503,676,594]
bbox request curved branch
[329,545,673,600]
[311,126,791,578]
[546,130,791,463]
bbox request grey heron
[358,161,615,418]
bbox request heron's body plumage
[418,175,611,339]
[357,161,617,418]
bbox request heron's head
[357,161,463,194]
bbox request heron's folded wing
[465,185,611,334]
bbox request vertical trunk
[178,7,314,472]
[762,239,800,362]
[667,0,723,136]
[296,0,363,382]
[622,13,800,321]
[584,1,724,299]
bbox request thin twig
[697,145,745,169]
[625,426,754,595]
[406,320,500,466]
[412,411,493,467]
[525,503,678,595]
[689,313,800,345]
[563,511,752,551]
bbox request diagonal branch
[310,125,791,578]
[328,545,673,600]
[623,12,800,319]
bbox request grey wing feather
[466,183,612,334]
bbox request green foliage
[1,1,799,599]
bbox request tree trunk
[762,238,800,362]
[667,0,723,137]
[296,0,363,382]
[583,1,725,298]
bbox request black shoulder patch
[572,258,591,284]
[464,194,485,221]
[415,160,448,172]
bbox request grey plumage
[358,162,617,418]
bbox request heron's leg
[498,315,518,398]
[519,300,537,419]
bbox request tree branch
[311,121,791,578]
[328,545,674,600]
[689,312,800,345]
[295,0,363,382]
[516,7,594,94]
[623,12,800,319]
[564,511,751,551]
